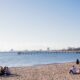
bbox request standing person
[76,59,79,64]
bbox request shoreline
[6,61,75,68]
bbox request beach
[0,62,80,80]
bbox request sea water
[0,52,80,67]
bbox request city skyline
[0,0,80,51]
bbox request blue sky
[0,0,80,51]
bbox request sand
[0,62,80,80]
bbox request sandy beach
[0,62,80,80]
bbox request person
[69,65,80,74]
[76,59,79,64]
[0,66,5,75]
[4,66,11,75]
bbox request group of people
[0,66,11,76]
[69,65,80,74]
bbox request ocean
[0,52,80,67]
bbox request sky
[0,0,80,51]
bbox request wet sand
[0,62,80,80]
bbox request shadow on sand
[0,74,20,78]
